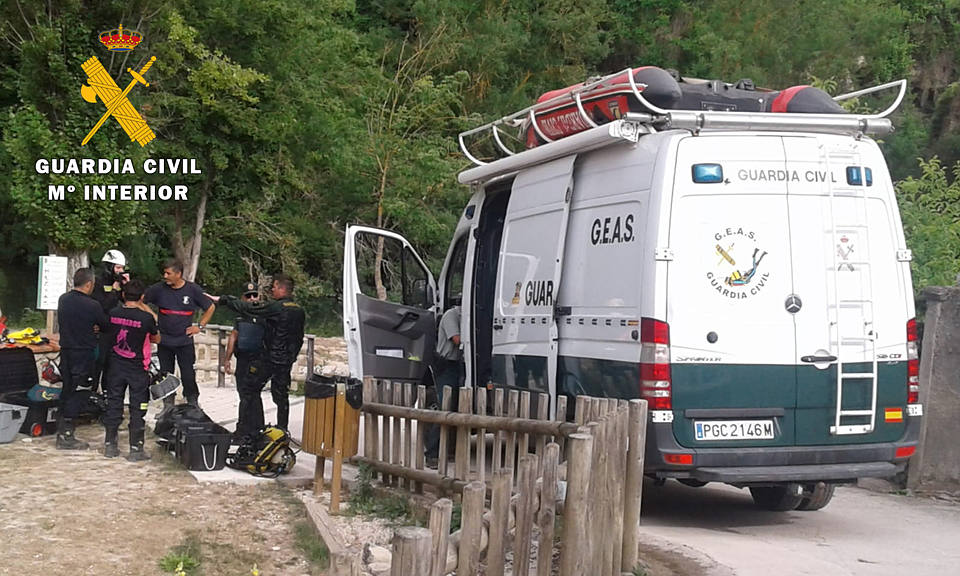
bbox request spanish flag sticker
[884,408,904,423]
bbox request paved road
[637,479,960,576]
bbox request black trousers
[157,343,198,400]
[425,359,463,457]
[104,361,150,438]
[93,335,111,393]
[234,354,267,438]
[59,349,95,420]
[266,361,294,429]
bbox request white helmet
[102,249,126,267]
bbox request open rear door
[343,226,438,381]
[491,156,576,413]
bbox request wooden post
[555,395,568,456]
[486,469,512,576]
[476,388,487,484]
[330,383,347,514]
[313,455,325,496]
[393,383,403,488]
[370,380,382,482]
[535,393,549,476]
[404,382,414,491]
[621,400,648,572]
[306,334,315,377]
[217,327,226,388]
[537,443,560,576]
[574,395,587,425]
[455,387,472,481]
[381,381,392,485]
[391,526,432,576]
[505,390,519,479]
[493,388,505,474]
[457,481,485,576]
[429,498,453,576]
[514,455,538,576]
[519,391,531,460]
[415,385,427,494]
[560,433,593,576]
[609,408,627,574]
[439,385,452,478]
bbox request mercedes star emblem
[785,294,802,314]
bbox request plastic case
[0,402,27,443]
[176,422,231,471]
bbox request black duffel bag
[154,404,214,446]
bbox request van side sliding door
[491,156,576,416]
[343,226,439,381]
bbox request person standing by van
[56,267,109,450]
[222,282,268,440]
[425,303,462,464]
[144,258,215,408]
[102,280,160,460]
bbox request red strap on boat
[771,85,810,113]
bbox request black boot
[127,429,151,462]
[56,419,89,450]
[186,396,200,408]
[104,427,119,458]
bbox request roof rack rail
[457,68,906,168]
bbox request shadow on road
[640,478,804,530]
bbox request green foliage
[896,157,960,292]
[159,534,202,574]
[294,521,330,570]
[347,463,420,524]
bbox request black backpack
[235,316,266,354]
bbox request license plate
[695,419,775,441]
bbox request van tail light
[906,318,919,404]
[640,318,672,410]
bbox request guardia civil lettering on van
[346,65,920,512]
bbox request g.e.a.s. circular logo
[706,227,770,300]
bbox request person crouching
[103,279,160,460]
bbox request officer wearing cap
[223,282,268,439]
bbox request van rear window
[558,356,638,400]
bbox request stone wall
[907,286,960,489]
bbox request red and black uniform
[103,306,157,446]
[57,289,109,421]
[144,281,212,403]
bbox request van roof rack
[457,68,906,177]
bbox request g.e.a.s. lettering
[591,214,635,245]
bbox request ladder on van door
[823,145,879,435]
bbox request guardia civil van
[342,68,922,511]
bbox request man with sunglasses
[222,282,269,440]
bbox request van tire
[749,486,804,511]
[796,482,835,511]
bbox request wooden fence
[353,379,649,576]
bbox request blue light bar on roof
[692,163,723,183]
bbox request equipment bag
[176,421,231,471]
[235,317,266,355]
[226,426,298,477]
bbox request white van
[343,71,922,511]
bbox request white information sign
[37,255,69,310]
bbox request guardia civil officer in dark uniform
[56,267,109,450]
[102,280,160,460]
[91,249,129,393]
[144,258,215,407]
[209,273,305,430]
[222,282,268,440]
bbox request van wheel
[796,482,835,511]
[749,486,804,511]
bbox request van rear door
[491,156,576,407]
[668,135,798,448]
[343,226,438,381]
[784,136,910,445]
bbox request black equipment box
[176,422,231,471]
[0,348,55,436]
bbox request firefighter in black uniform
[56,267,109,450]
[91,249,129,392]
[101,280,160,460]
[210,273,305,430]
[222,282,268,440]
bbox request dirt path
[0,426,321,576]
